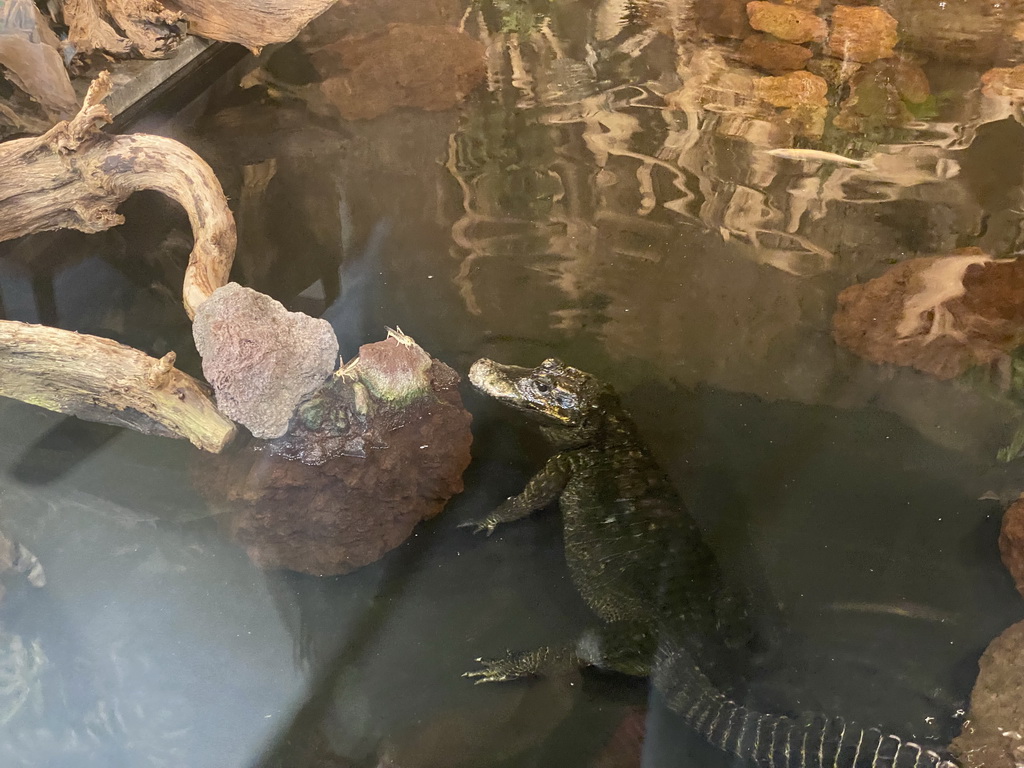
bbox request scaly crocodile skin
[462,357,959,768]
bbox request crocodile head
[469,358,612,438]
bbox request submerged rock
[736,34,812,74]
[826,5,898,64]
[312,23,486,121]
[950,619,1024,768]
[746,1,826,44]
[999,498,1024,598]
[196,331,472,575]
[193,283,339,439]
[832,250,1024,380]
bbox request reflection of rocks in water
[312,24,486,121]
[0,630,46,726]
[826,5,898,64]
[893,0,1024,65]
[0,527,45,602]
[834,58,932,134]
[252,23,486,122]
[833,250,1024,380]
[197,332,472,575]
[950,619,1024,768]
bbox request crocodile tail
[653,644,960,768]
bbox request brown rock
[746,1,826,44]
[826,5,898,63]
[950,619,1024,768]
[753,70,828,108]
[981,65,1024,98]
[831,251,1024,380]
[1000,498,1024,599]
[696,0,753,38]
[196,333,473,576]
[193,283,339,439]
[313,23,486,121]
[736,34,812,73]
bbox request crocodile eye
[535,381,550,394]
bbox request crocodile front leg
[459,454,573,535]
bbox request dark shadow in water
[251,523,436,768]
[10,419,122,486]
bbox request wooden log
[63,0,185,58]
[0,72,235,319]
[164,0,339,51]
[0,320,237,452]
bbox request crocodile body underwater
[461,357,959,768]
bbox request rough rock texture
[950,619,1024,768]
[312,23,486,121]
[193,282,339,439]
[736,34,812,74]
[826,5,898,64]
[195,333,473,576]
[999,498,1024,598]
[832,251,1024,380]
[746,1,826,44]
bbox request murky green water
[4,1,1024,766]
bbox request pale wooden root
[166,0,338,51]
[64,0,184,58]
[0,72,236,319]
[0,321,237,452]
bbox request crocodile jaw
[469,358,528,402]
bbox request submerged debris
[196,331,472,576]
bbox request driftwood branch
[0,72,235,319]
[164,0,338,51]
[0,321,237,452]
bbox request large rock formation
[196,331,473,575]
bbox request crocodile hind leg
[466,620,655,683]
[459,454,572,535]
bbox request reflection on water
[5,0,1024,766]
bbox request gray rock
[193,283,339,439]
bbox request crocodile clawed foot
[457,518,499,536]
[462,651,541,684]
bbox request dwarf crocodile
[461,357,958,768]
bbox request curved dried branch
[0,321,236,452]
[0,73,235,319]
